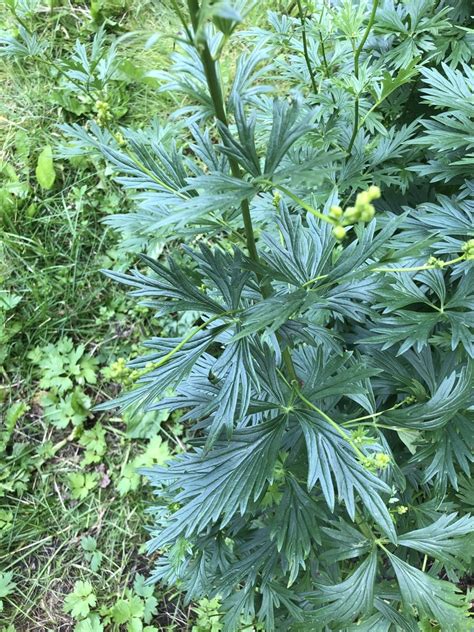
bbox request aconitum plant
[67,1,474,629]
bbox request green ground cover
[0,1,202,629]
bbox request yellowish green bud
[356,191,370,207]
[332,225,346,241]
[367,185,381,200]
[343,206,359,222]
[114,131,126,147]
[396,505,408,515]
[427,256,445,268]
[360,456,376,472]
[462,238,474,260]
[329,205,343,219]
[360,205,375,222]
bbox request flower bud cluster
[272,192,282,208]
[427,256,445,268]
[114,131,126,147]
[330,185,381,241]
[95,99,112,126]
[462,238,474,260]
[361,451,391,472]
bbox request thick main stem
[347,0,379,155]
[187,0,259,263]
[296,0,318,95]
[186,0,298,382]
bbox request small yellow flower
[373,452,391,469]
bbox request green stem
[315,0,336,106]
[317,30,337,105]
[186,1,298,381]
[422,554,428,572]
[377,541,391,555]
[170,0,194,42]
[347,0,379,155]
[302,255,467,289]
[148,311,235,371]
[267,182,336,225]
[296,0,318,95]
[274,368,366,459]
[293,385,365,459]
[302,273,329,287]
[186,0,259,263]
[373,255,464,273]
[342,399,408,427]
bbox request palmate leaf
[262,206,405,289]
[0,25,46,58]
[209,531,305,631]
[190,245,251,311]
[305,551,378,626]
[258,582,304,631]
[102,134,190,196]
[416,416,473,491]
[338,217,411,281]
[387,552,470,631]
[320,520,372,564]
[383,364,472,430]
[151,43,214,121]
[261,206,333,287]
[408,193,474,246]
[217,98,315,178]
[227,44,273,111]
[418,63,474,116]
[398,513,474,567]
[307,276,379,321]
[218,529,278,593]
[144,416,285,550]
[204,336,255,445]
[97,326,227,413]
[270,476,321,585]
[152,348,276,432]
[367,311,442,354]
[181,172,258,220]
[354,591,420,632]
[367,270,474,356]
[104,253,225,314]
[263,100,315,176]
[410,63,474,181]
[295,347,378,402]
[233,289,307,339]
[296,411,397,542]
[217,99,261,177]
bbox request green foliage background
[0,0,473,631]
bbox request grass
[0,1,195,629]
[0,1,276,628]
